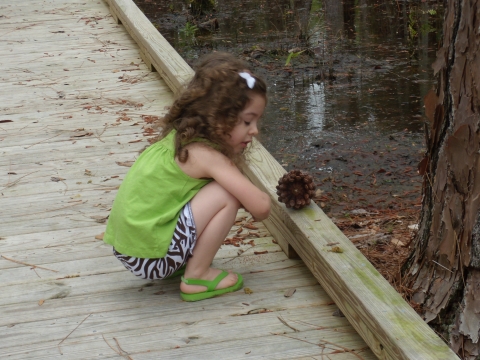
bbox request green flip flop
[180,270,243,302]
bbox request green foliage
[285,50,305,66]
[179,22,198,45]
[408,7,438,41]
[408,12,418,40]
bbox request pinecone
[276,170,316,209]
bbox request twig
[58,313,91,346]
[431,260,453,273]
[1,255,58,272]
[102,335,133,360]
[60,179,69,194]
[32,267,42,278]
[102,334,120,355]
[24,132,63,149]
[277,316,300,332]
[0,23,39,38]
[114,337,134,360]
[94,124,108,143]
[1,170,39,190]
[23,200,87,217]
[275,333,365,360]
[317,338,365,359]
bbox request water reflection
[136,0,442,155]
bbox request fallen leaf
[244,224,258,230]
[328,246,343,253]
[391,239,406,247]
[38,299,44,306]
[71,131,93,138]
[90,215,108,223]
[94,232,104,240]
[284,288,296,297]
[0,120,13,123]
[244,287,253,294]
[141,115,160,123]
[128,139,142,143]
[254,250,268,255]
[246,308,272,315]
[116,161,134,167]
[51,177,65,182]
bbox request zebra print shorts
[113,202,197,280]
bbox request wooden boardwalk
[0,1,375,358]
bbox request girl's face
[225,93,266,154]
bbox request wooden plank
[3,308,372,360]
[106,0,194,93]
[0,260,317,315]
[1,252,374,359]
[3,332,371,360]
[0,250,294,293]
[0,234,277,270]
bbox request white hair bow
[239,72,255,89]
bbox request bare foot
[180,268,238,294]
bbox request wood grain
[105,0,194,93]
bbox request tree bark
[403,1,480,359]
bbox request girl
[103,52,271,302]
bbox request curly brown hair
[159,52,267,163]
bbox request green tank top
[103,130,211,258]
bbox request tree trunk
[403,1,480,359]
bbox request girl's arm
[177,143,271,220]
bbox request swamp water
[135,0,443,215]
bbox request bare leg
[180,181,240,294]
